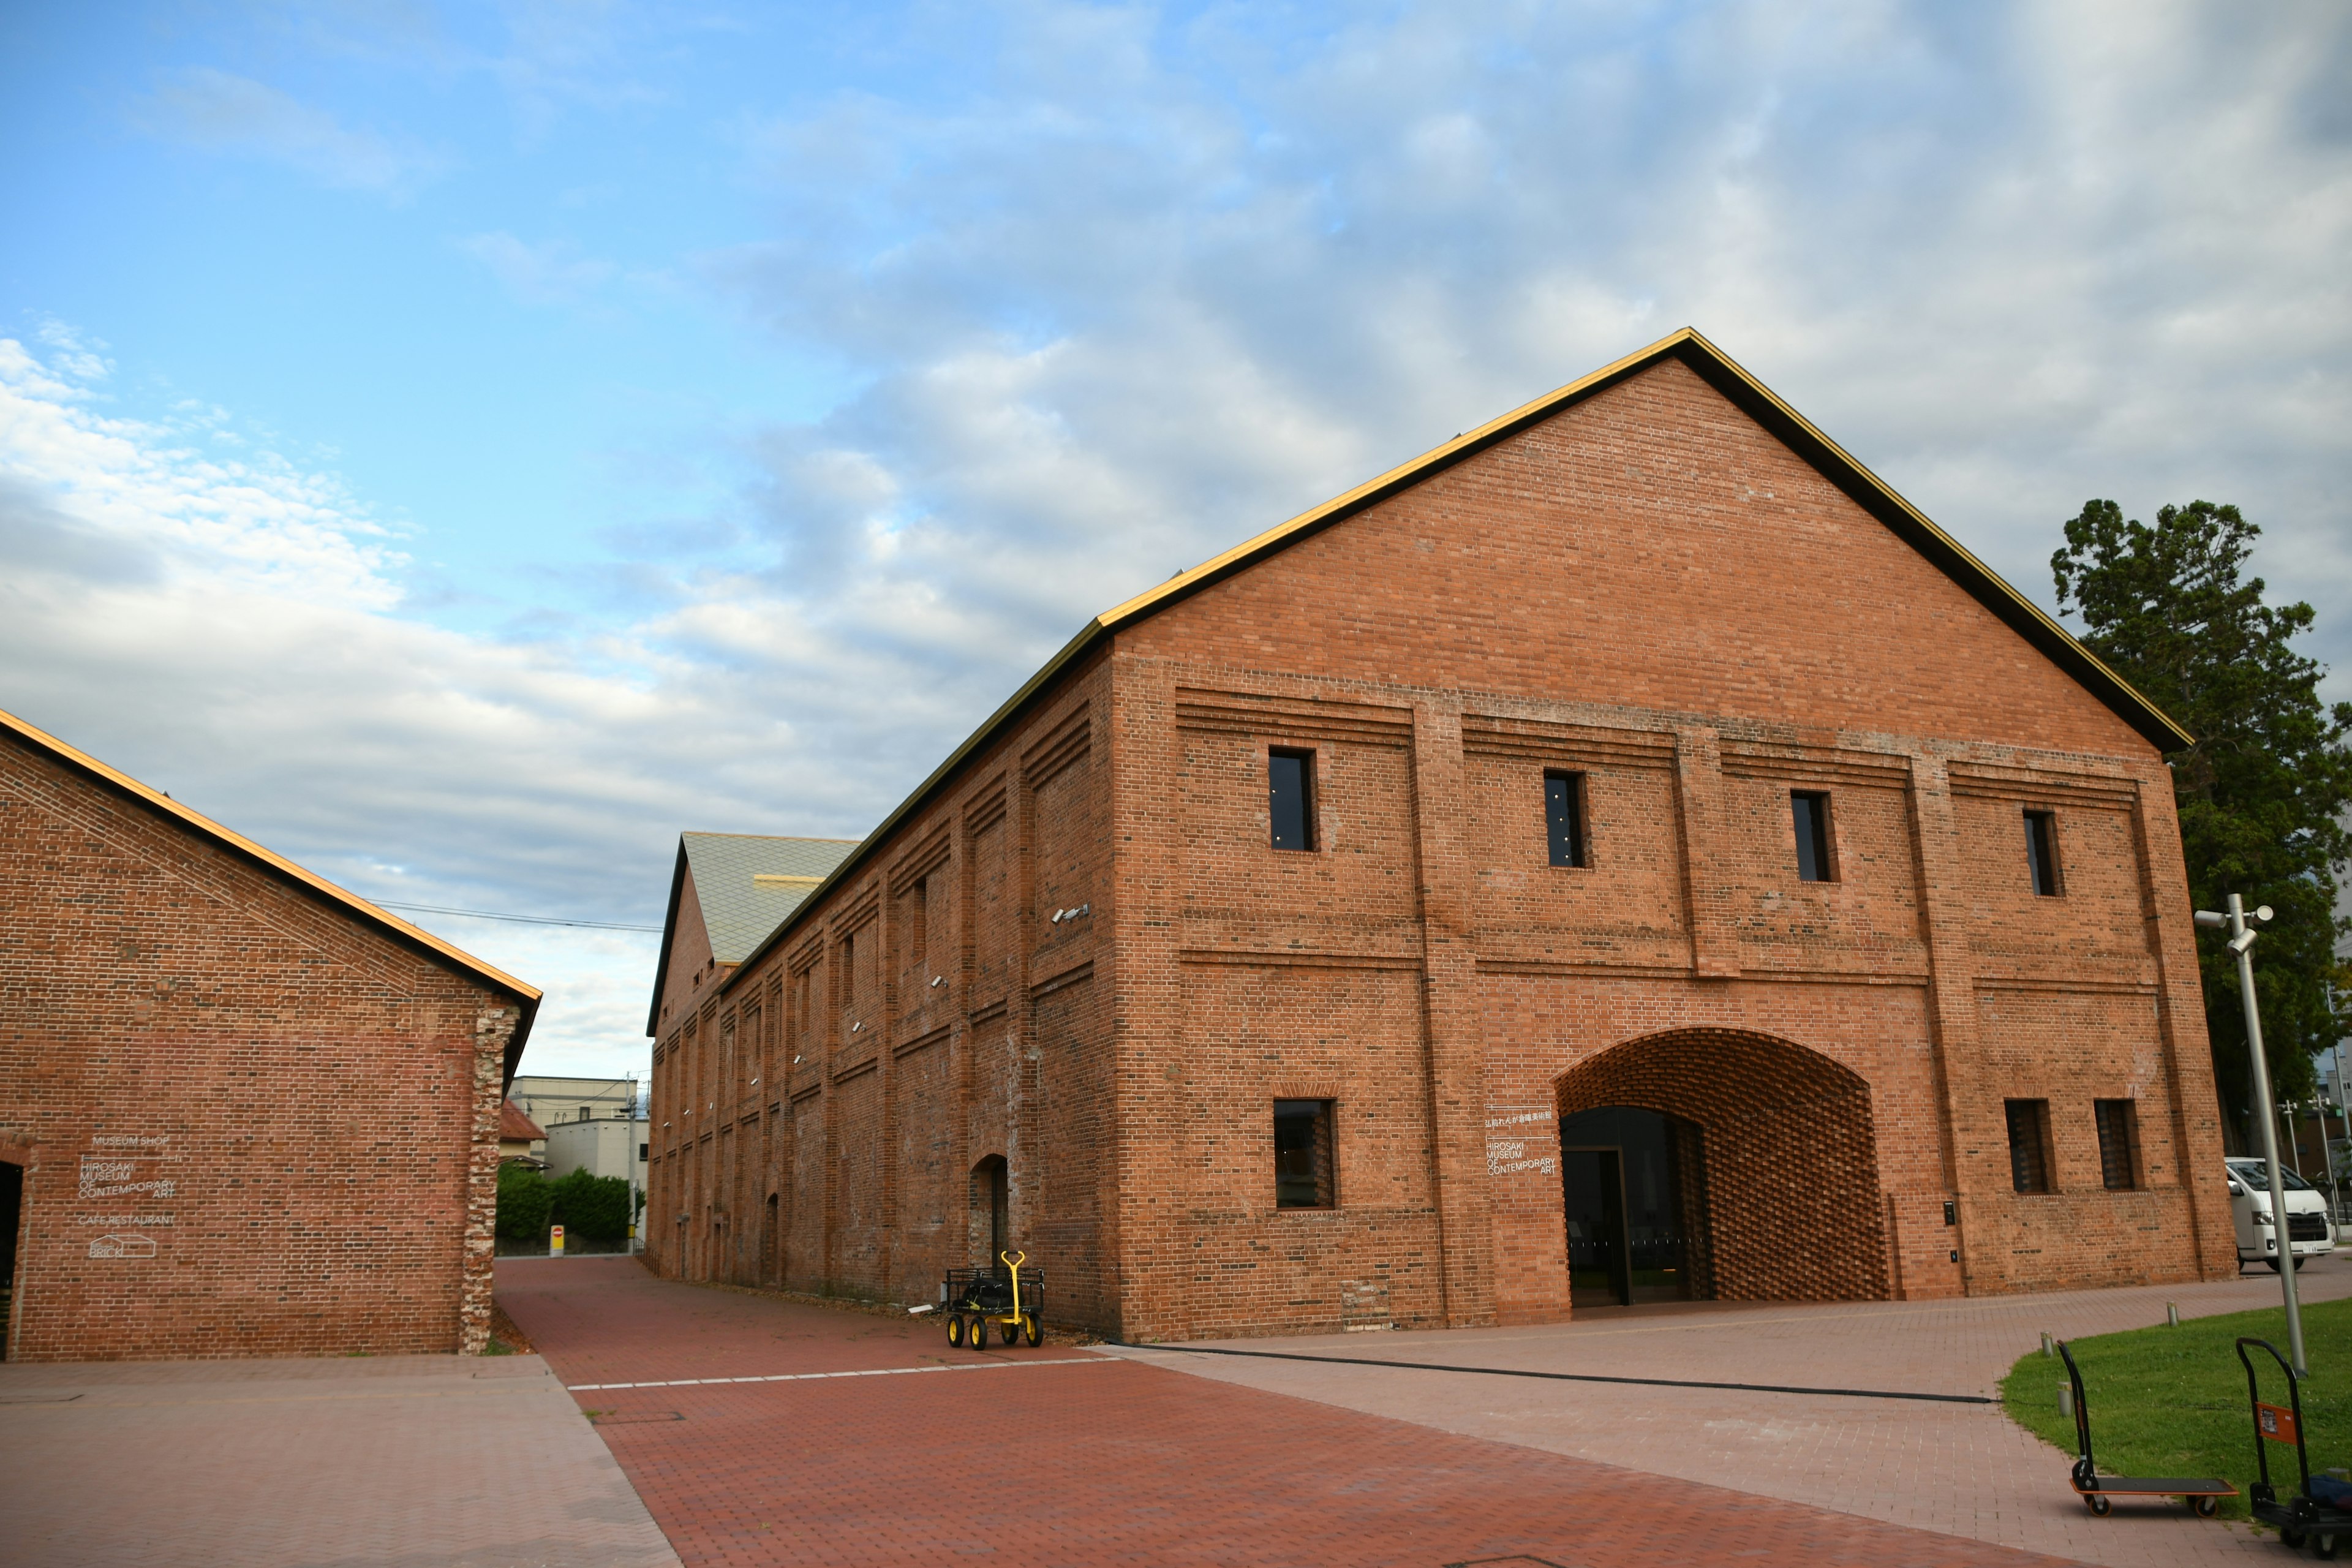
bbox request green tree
[496,1162,553,1242]
[2053,499,2352,1135]
[549,1167,632,1243]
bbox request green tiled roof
[679,832,859,965]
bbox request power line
[374,900,662,933]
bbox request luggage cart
[943,1251,1044,1349]
[2238,1335,2352,1555]
[2058,1340,2236,1516]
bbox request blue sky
[4,1,2348,1078]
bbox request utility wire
[374,900,662,933]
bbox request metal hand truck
[943,1250,1043,1349]
[2058,1340,2236,1516]
[2240,1335,2351,1555]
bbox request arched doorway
[1555,1028,1889,1303]
[970,1155,1009,1268]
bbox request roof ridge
[0,704,541,1008]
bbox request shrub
[496,1163,553,1240]
[549,1167,632,1242]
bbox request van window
[2229,1159,2315,1192]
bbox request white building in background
[510,1075,638,1131]
[543,1115,650,1188]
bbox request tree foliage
[495,1163,633,1243]
[2053,499,2352,1128]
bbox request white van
[2227,1159,2335,1271]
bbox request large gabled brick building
[1,708,539,1361]
[646,328,2236,1340]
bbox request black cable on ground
[1111,1340,1994,1404]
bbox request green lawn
[2002,1295,2352,1520]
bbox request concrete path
[1109,1262,2352,1567]
[503,1254,2075,1568]
[0,1351,679,1568]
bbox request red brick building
[646,329,2236,1340]
[1,708,538,1361]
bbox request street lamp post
[2198,895,2304,1373]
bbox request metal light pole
[2198,895,2303,1373]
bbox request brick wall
[1,731,522,1362]
[645,352,2237,1340]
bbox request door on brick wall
[0,1160,19,1359]
[971,1155,1009,1268]
[1561,1106,1697,1306]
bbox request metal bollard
[2167,1302,2181,1328]
[2041,1332,2054,1357]
[2059,1383,2074,1419]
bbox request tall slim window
[840,933,855,1005]
[1273,1099,1336,1208]
[1269,748,1317,851]
[1545,770,1588,868]
[2024,809,2062,897]
[2006,1099,2052,1194]
[1792,791,1835,883]
[2094,1100,2138,1191]
[909,878,928,970]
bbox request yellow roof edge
[1668,328,2195,750]
[1093,328,1704,629]
[716,325,2190,996]
[0,704,543,1005]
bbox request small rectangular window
[2094,1100,2138,1191]
[1792,791,1835,883]
[1269,748,1317,852]
[1545,771,1588,868]
[2005,1099,2052,1194]
[2024,809,2062,897]
[1273,1099,1336,1208]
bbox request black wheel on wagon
[1023,1313,1041,1347]
[2194,1496,2220,1518]
[2086,1494,2111,1517]
[946,1314,965,1348]
[2282,1526,2306,1548]
[974,1316,992,1349]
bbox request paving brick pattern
[503,1256,2073,1567]
[1116,1261,2352,1567]
[0,1349,679,1567]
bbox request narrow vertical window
[1269,747,1317,852]
[1792,791,1835,883]
[2024,809,2062,897]
[910,878,928,970]
[2005,1099,2052,1194]
[840,933,855,1005]
[1545,770,1588,868]
[2094,1100,2138,1191]
[1273,1099,1336,1208]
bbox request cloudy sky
[3,1,2346,1079]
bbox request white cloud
[132,67,445,196]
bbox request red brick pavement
[500,1257,2075,1568]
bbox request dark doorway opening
[1,1160,20,1359]
[971,1155,1009,1267]
[1559,1105,1709,1307]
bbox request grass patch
[2002,1296,2352,1519]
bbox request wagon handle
[1001,1250,1027,1319]
[2057,1341,2095,1487]
[2239,1335,2311,1504]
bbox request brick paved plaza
[9,1253,2340,1566]
[502,1256,2081,1567]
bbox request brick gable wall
[1,733,520,1361]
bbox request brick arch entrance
[1554,1028,1890,1302]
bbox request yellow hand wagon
[943,1251,1043,1348]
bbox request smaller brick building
[1,707,540,1361]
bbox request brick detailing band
[1556,1028,1890,1303]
